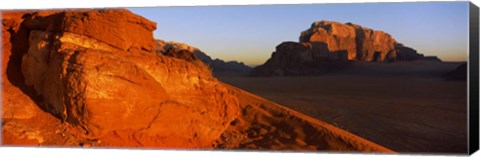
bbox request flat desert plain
[216,61,467,153]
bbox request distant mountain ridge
[155,40,252,73]
[444,63,467,81]
[251,20,441,76]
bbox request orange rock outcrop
[3,9,239,148]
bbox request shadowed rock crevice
[3,13,55,119]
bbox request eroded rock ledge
[4,9,239,148]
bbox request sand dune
[214,84,394,153]
[217,61,467,153]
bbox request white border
[0,0,476,10]
[1,0,478,157]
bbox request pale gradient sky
[129,2,469,66]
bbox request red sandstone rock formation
[3,9,239,148]
[299,21,425,62]
[251,20,437,76]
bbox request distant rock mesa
[155,40,252,73]
[251,20,440,76]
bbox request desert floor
[216,61,468,153]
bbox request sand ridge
[214,83,395,153]
[216,61,467,153]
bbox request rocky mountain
[2,9,392,152]
[444,63,467,81]
[251,20,440,76]
[155,40,252,73]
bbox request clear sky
[128,2,469,66]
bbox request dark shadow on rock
[5,14,62,120]
[372,51,381,62]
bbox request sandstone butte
[2,9,394,153]
[251,20,440,76]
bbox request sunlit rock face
[14,9,239,147]
[299,21,413,62]
[251,20,438,76]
